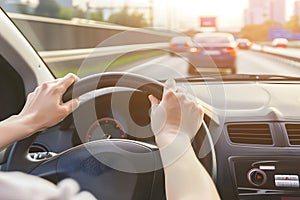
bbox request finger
[177,93,187,102]
[176,86,187,94]
[177,86,199,103]
[163,79,177,101]
[46,78,60,85]
[148,95,159,111]
[57,73,79,94]
[57,179,80,199]
[62,98,80,115]
[197,103,205,118]
[164,79,177,91]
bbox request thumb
[148,95,159,111]
[62,98,80,115]
[165,79,176,91]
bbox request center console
[229,157,300,200]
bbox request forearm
[0,114,38,150]
[160,136,220,200]
[150,79,219,199]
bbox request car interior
[0,55,25,121]
[1,1,300,200]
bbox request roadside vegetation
[240,15,300,41]
[15,0,148,28]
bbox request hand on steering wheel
[19,73,79,133]
[149,79,204,148]
[0,73,79,151]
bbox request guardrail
[39,43,168,63]
[251,43,300,62]
[40,42,169,77]
[258,41,300,49]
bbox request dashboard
[72,89,155,145]
[31,81,300,200]
[196,81,300,200]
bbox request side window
[0,55,25,121]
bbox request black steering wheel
[4,72,216,199]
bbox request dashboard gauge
[85,117,126,142]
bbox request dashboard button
[247,168,267,187]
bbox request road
[122,50,300,80]
[252,43,300,58]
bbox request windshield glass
[1,0,299,80]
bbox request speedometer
[85,117,126,142]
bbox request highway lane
[125,54,189,80]
[123,50,300,80]
[237,50,300,76]
[252,44,300,59]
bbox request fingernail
[165,79,175,86]
[148,95,154,104]
[165,79,176,89]
[67,73,77,80]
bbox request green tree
[129,10,148,27]
[240,20,281,41]
[59,7,73,20]
[73,8,86,19]
[91,9,104,21]
[35,0,60,18]
[17,4,29,14]
[108,6,148,27]
[284,15,300,33]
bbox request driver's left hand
[19,73,80,134]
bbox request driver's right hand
[148,79,204,148]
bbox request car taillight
[189,47,200,53]
[170,43,176,48]
[223,47,236,56]
[184,43,189,48]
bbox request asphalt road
[252,43,300,58]
[123,50,300,80]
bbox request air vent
[227,124,273,145]
[286,124,300,145]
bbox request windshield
[1,0,300,80]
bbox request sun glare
[163,0,248,29]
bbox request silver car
[169,36,191,56]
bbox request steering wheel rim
[62,72,164,103]
[3,72,217,194]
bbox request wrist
[0,113,42,149]
[16,112,41,136]
[155,130,191,149]
[156,131,193,168]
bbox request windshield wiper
[172,74,300,82]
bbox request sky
[72,0,296,30]
[154,0,295,30]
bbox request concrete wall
[10,13,175,51]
